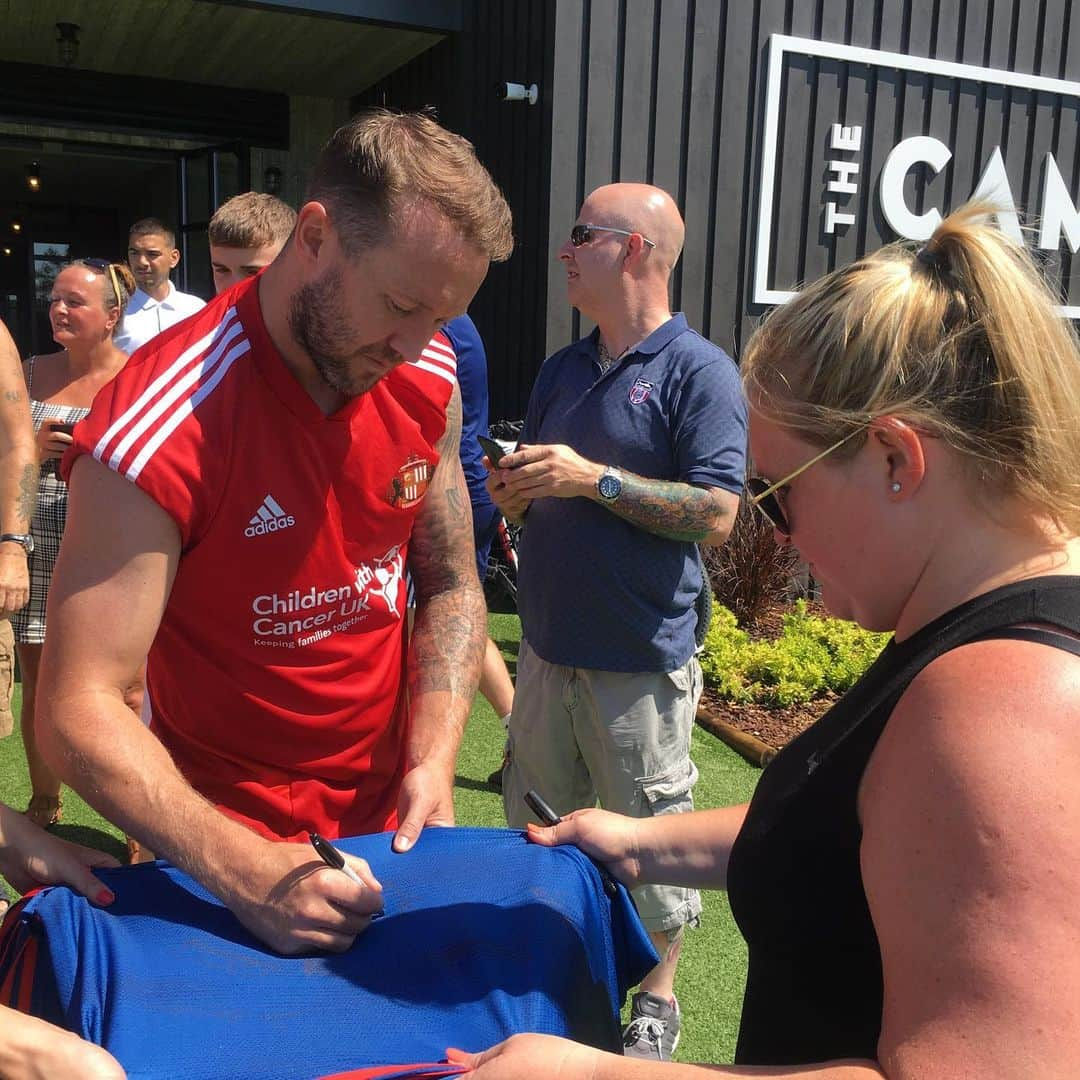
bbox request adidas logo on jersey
[245,494,296,537]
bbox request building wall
[355,0,554,421]
[548,0,1080,363]
[251,95,351,211]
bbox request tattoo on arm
[3,390,22,403]
[16,463,37,530]
[606,471,735,541]
[408,605,483,699]
[445,484,465,518]
[407,386,486,701]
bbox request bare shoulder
[863,634,1080,876]
[860,637,1080,1078]
[23,348,64,368]
[865,634,1080,803]
[20,349,65,394]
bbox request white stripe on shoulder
[104,327,246,472]
[409,359,457,386]
[126,337,251,482]
[421,343,457,369]
[425,337,456,360]
[93,309,241,465]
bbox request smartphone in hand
[51,420,75,436]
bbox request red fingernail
[95,888,115,906]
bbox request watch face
[598,473,622,500]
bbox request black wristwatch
[596,467,623,502]
[0,533,34,554]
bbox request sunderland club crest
[386,454,432,508]
[629,377,654,405]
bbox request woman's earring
[891,481,902,493]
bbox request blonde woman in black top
[451,203,1080,1079]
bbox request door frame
[176,142,251,294]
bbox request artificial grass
[447,612,761,1064]
[0,611,760,1064]
[1,684,128,867]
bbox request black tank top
[725,575,1080,1066]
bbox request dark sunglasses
[570,223,656,249]
[82,258,123,308]
[747,428,863,534]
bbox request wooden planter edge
[695,704,778,769]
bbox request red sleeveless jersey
[66,275,458,840]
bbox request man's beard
[287,268,397,398]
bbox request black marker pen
[524,788,561,827]
[523,789,620,899]
[308,831,367,888]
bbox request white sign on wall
[755,35,1080,316]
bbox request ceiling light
[11,220,22,234]
[26,162,41,192]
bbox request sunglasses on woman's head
[747,427,864,534]
[83,258,123,309]
[569,223,656,249]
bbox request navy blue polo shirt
[516,314,747,672]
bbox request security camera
[495,81,539,105]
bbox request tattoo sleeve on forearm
[16,462,37,530]
[407,387,487,701]
[606,471,733,541]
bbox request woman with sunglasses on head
[13,260,137,830]
[449,201,1080,1079]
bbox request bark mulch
[699,688,834,754]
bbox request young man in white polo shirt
[115,218,205,355]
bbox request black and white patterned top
[10,356,91,646]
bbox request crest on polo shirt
[629,377,654,405]
[386,454,432,508]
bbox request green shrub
[699,599,891,707]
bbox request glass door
[176,143,249,300]
[30,241,69,355]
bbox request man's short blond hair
[306,108,513,262]
[208,192,297,250]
